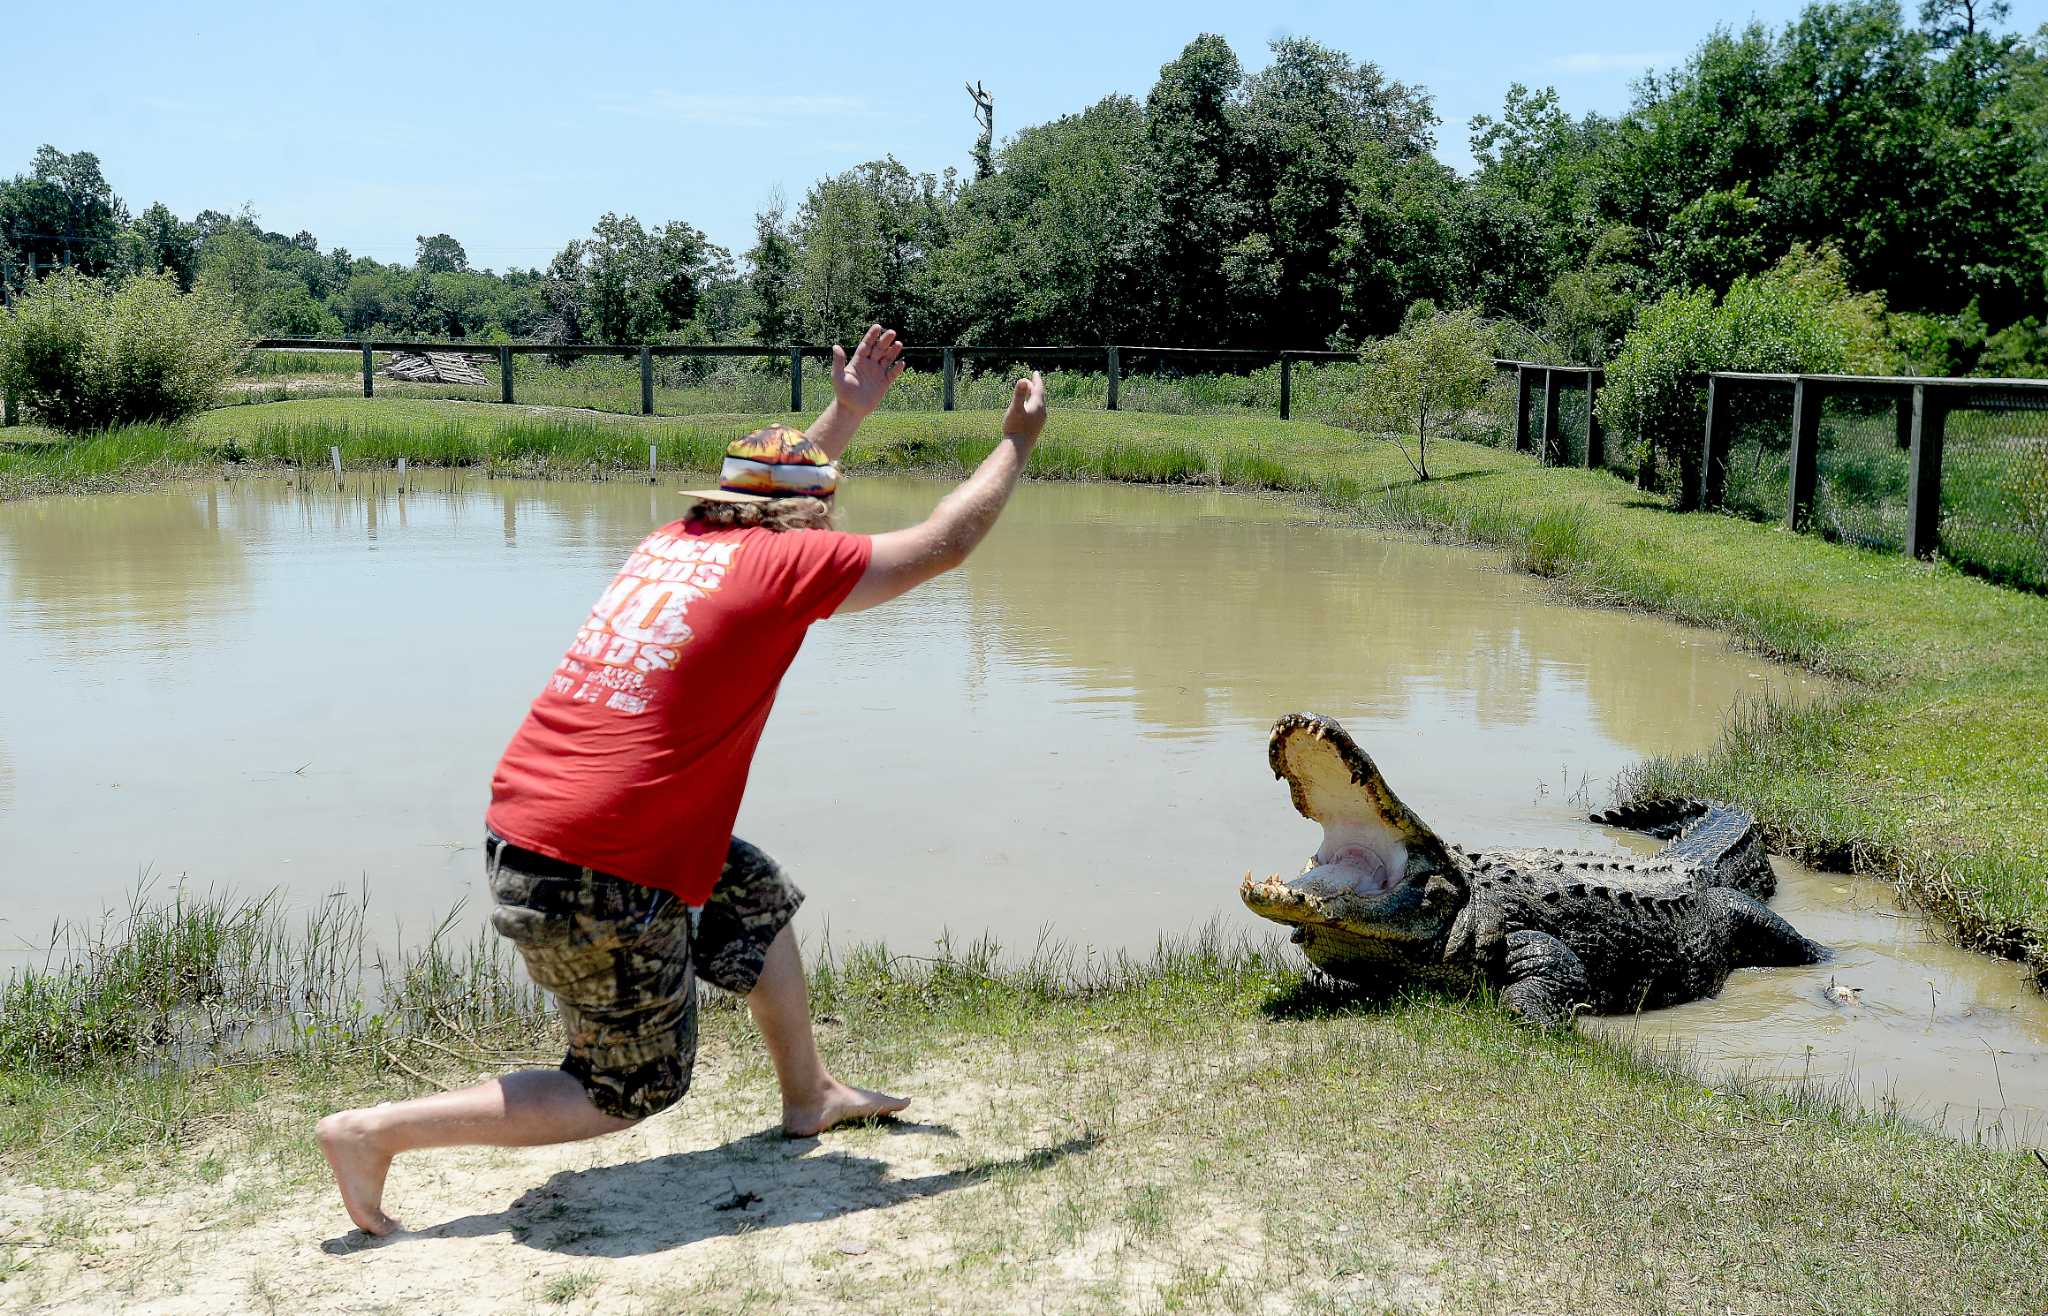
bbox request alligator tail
[1592,798,1774,901]
[1589,798,1705,841]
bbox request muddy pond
[1,471,2041,1144]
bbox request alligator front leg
[1499,929,1592,1027]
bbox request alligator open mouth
[1240,713,1457,934]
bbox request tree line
[4,0,2044,373]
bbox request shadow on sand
[323,1122,1100,1258]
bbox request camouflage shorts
[484,833,803,1121]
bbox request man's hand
[1004,371,1047,446]
[830,324,907,418]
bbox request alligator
[1239,713,1828,1025]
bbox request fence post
[1895,391,1914,451]
[499,345,514,404]
[640,346,654,416]
[361,342,374,398]
[1786,377,1821,532]
[1106,346,1120,411]
[942,347,956,412]
[1905,383,1947,560]
[1698,374,1731,511]
[1540,369,1563,465]
[1584,370,1604,469]
[1514,366,1534,453]
[1279,352,1293,421]
[789,348,802,412]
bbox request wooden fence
[1700,371,2048,560]
[1495,358,2048,570]
[1498,361,1607,468]
[224,339,1360,421]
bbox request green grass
[3,901,2044,1313]
[2,395,2043,983]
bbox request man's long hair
[684,496,833,532]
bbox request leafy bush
[1337,305,1496,479]
[0,270,245,432]
[1597,247,1887,503]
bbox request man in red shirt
[318,325,1048,1236]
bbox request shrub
[0,270,245,432]
[1337,305,1495,479]
[1597,247,1887,503]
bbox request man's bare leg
[748,925,909,1136]
[317,1067,634,1237]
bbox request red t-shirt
[486,520,872,903]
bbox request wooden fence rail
[224,339,1360,421]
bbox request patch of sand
[0,1059,1449,1315]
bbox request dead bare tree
[966,80,995,180]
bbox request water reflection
[0,483,253,636]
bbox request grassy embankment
[4,395,2043,982]
[3,897,2045,1314]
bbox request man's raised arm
[836,372,1047,614]
[805,324,906,461]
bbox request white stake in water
[649,444,658,485]
[397,456,407,491]
[330,445,342,484]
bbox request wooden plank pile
[384,351,489,386]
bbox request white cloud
[1550,51,1673,74]
[597,91,871,129]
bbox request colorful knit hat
[681,424,840,503]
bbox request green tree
[543,214,731,343]
[745,194,802,343]
[1533,225,1646,365]
[0,146,128,288]
[121,203,199,289]
[920,96,1154,343]
[1339,305,1495,479]
[790,159,949,343]
[414,233,469,274]
[1142,35,1250,343]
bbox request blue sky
[8,0,2045,270]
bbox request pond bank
[6,397,2043,987]
[5,924,2047,1315]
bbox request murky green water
[1,471,2038,1141]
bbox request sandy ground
[0,1053,1446,1316]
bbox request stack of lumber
[384,351,489,386]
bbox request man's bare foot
[783,1079,910,1138]
[317,1108,401,1236]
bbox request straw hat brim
[678,488,777,504]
